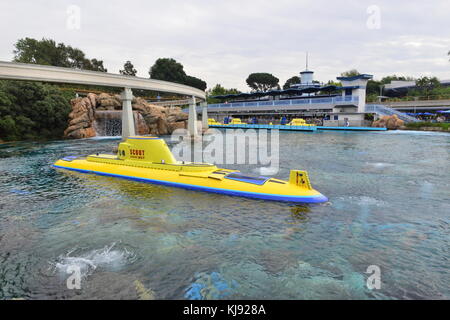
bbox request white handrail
[208,96,359,109]
[366,104,419,122]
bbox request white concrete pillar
[121,87,135,138]
[355,88,367,113]
[188,95,198,136]
[202,102,209,130]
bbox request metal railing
[207,96,359,109]
[365,104,419,122]
[367,94,450,103]
[151,99,191,107]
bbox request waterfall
[94,111,148,137]
[94,111,122,137]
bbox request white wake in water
[379,130,450,136]
[50,242,135,278]
[89,136,122,140]
[335,196,386,207]
[365,162,394,169]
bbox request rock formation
[64,93,188,138]
[96,93,121,110]
[64,93,97,139]
[372,115,404,130]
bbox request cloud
[0,0,449,91]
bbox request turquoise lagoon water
[0,130,449,299]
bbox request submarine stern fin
[289,170,312,190]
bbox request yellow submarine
[53,136,328,203]
[287,118,315,127]
[208,118,221,125]
[228,118,246,125]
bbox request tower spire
[306,52,309,71]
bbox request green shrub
[0,80,73,141]
[405,122,450,130]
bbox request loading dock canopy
[212,85,359,100]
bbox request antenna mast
[306,52,309,71]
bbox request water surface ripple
[0,131,449,299]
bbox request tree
[88,58,107,72]
[149,58,207,91]
[380,75,414,84]
[415,76,440,97]
[149,58,186,84]
[246,73,280,92]
[283,76,300,89]
[366,80,382,96]
[13,38,65,66]
[340,69,361,77]
[318,80,342,95]
[206,84,241,103]
[207,84,241,96]
[120,61,137,76]
[184,75,207,91]
[13,37,107,72]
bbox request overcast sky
[1,0,449,91]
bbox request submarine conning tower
[117,136,177,164]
